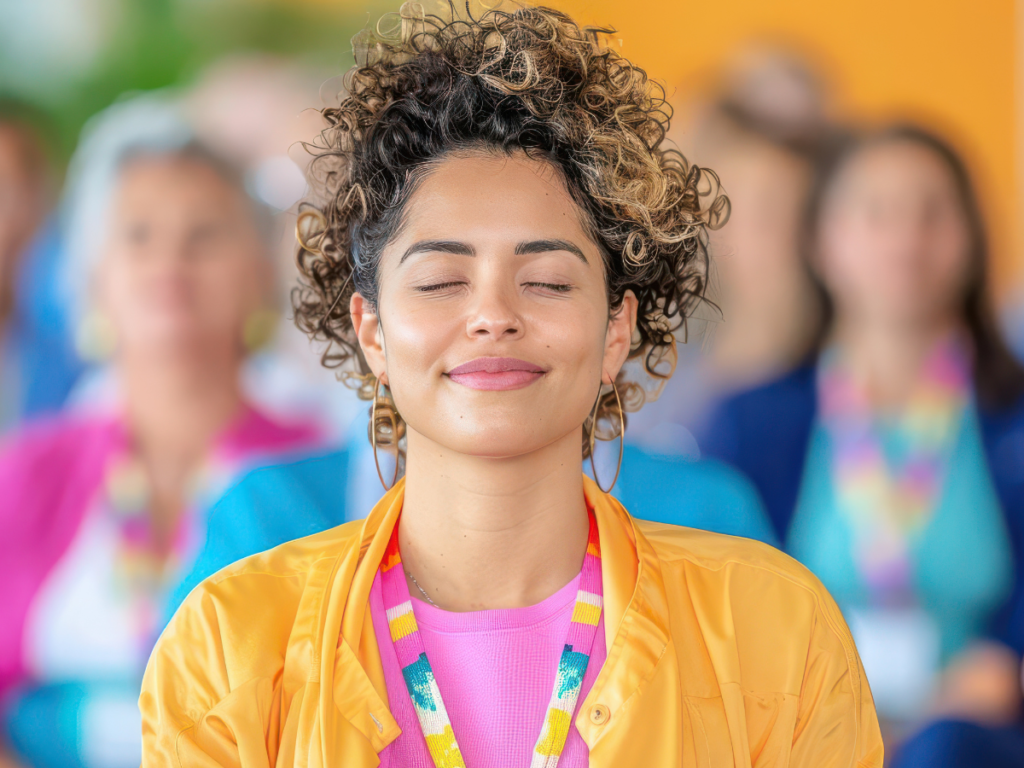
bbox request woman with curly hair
[141,4,882,766]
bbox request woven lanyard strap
[379,511,604,768]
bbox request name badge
[847,606,941,721]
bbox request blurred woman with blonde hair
[0,97,322,768]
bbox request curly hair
[293,0,728,457]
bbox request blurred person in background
[0,97,324,768]
[184,55,367,440]
[626,48,829,452]
[701,124,1024,764]
[0,99,82,431]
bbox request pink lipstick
[446,357,547,391]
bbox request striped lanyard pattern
[380,511,604,768]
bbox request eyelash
[416,281,573,293]
[525,282,573,293]
[417,281,466,292]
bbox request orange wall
[548,0,1018,291]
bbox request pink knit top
[368,569,607,768]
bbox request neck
[118,345,244,538]
[831,315,960,407]
[398,427,591,612]
[711,273,821,387]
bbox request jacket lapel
[314,476,697,765]
[575,478,673,749]
[318,483,407,762]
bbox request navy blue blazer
[700,364,1024,655]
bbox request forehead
[114,154,240,210]
[834,140,959,201]
[396,151,595,245]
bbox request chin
[132,328,226,359]
[415,417,575,460]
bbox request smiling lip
[446,357,547,391]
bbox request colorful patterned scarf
[819,339,970,597]
[380,510,604,768]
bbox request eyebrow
[515,239,588,264]
[398,237,588,264]
[400,240,476,263]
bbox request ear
[350,292,388,385]
[602,289,638,384]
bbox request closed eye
[417,281,467,292]
[524,282,573,293]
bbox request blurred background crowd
[0,0,1021,766]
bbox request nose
[465,284,523,340]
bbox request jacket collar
[318,476,672,755]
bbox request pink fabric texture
[369,569,607,768]
[0,404,320,699]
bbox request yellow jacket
[141,478,883,767]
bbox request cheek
[377,298,459,396]
[96,254,142,321]
[819,219,882,294]
[548,309,607,370]
[927,230,973,302]
[185,247,263,331]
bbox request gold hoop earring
[370,377,400,491]
[588,381,624,494]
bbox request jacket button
[589,705,609,725]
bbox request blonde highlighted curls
[294,0,728,458]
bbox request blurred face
[97,155,268,359]
[816,140,973,330]
[0,125,46,305]
[710,137,810,305]
[352,152,636,460]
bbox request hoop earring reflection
[370,377,400,491]
[588,381,624,494]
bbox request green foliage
[1,0,362,167]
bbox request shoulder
[710,364,818,432]
[639,520,816,584]
[158,521,365,683]
[203,448,352,543]
[620,449,776,544]
[221,447,350,504]
[637,521,867,701]
[192,516,366,596]
[217,404,325,462]
[0,411,111,459]
[637,520,849,635]
[146,519,370,747]
[163,448,352,620]
[697,365,821,537]
[979,393,1024,462]
[0,413,116,518]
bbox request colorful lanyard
[818,339,970,596]
[379,511,604,768]
[104,451,231,648]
